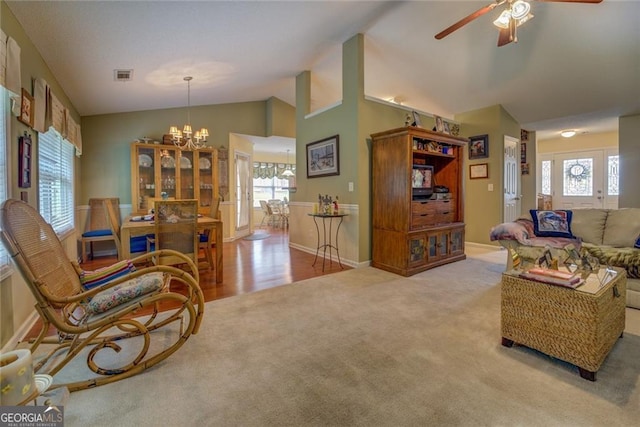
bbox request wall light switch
[488,184,494,191]
[348,182,354,192]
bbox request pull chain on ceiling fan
[435,0,603,47]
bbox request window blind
[38,128,75,236]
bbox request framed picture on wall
[469,163,489,179]
[18,88,35,128]
[306,135,340,178]
[469,134,489,160]
[18,134,32,188]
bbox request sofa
[490,208,640,310]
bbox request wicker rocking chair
[0,199,204,392]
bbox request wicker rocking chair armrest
[131,249,200,283]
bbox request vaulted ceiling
[6,1,640,141]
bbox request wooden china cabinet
[371,126,468,276]
[131,143,219,215]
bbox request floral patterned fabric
[84,272,165,315]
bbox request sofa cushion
[570,209,608,245]
[602,209,640,247]
[530,210,574,238]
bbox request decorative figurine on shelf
[333,196,339,215]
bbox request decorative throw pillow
[635,235,640,249]
[83,272,165,315]
[530,209,574,238]
[80,259,136,290]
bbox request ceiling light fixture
[493,1,534,30]
[561,130,577,138]
[169,76,209,150]
[282,149,295,177]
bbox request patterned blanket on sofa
[582,245,640,279]
[490,218,582,249]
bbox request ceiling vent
[114,69,133,82]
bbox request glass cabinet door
[136,145,156,213]
[160,148,178,199]
[408,235,426,267]
[450,228,464,256]
[439,232,449,257]
[179,150,195,200]
[197,150,214,212]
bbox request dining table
[121,215,223,283]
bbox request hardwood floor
[82,226,350,304]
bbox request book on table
[520,267,583,289]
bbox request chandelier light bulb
[170,76,209,150]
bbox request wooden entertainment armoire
[371,126,469,276]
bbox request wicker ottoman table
[501,268,626,381]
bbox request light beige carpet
[49,247,640,426]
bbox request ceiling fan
[435,0,603,47]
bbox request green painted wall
[266,96,296,138]
[456,105,520,245]
[80,101,271,205]
[294,34,441,262]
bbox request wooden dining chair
[147,200,199,279]
[198,196,221,271]
[79,198,120,262]
[104,198,149,261]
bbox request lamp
[282,149,295,177]
[169,76,209,150]
[493,1,534,29]
[561,130,577,138]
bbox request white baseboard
[1,310,39,352]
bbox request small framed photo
[306,135,340,178]
[442,121,450,135]
[469,163,488,179]
[412,111,421,128]
[18,88,35,128]
[469,134,489,160]
[434,115,444,133]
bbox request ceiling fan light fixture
[515,13,534,27]
[493,10,512,29]
[511,1,531,20]
[561,130,577,138]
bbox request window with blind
[0,87,10,272]
[38,128,75,236]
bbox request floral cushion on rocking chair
[83,272,166,315]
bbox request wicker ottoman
[501,269,626,381]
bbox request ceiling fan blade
[497,28,513,47]
[435,2,504,40]
[535,0,603,3]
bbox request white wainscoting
[287,201,362,268]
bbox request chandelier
[169,76,209,150]
[282,149,295,177]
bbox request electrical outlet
[348,182,354,192]
[488,184,494,191]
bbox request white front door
[235,151,251,235]
[503,136,520,222]
[553,151,607,209]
